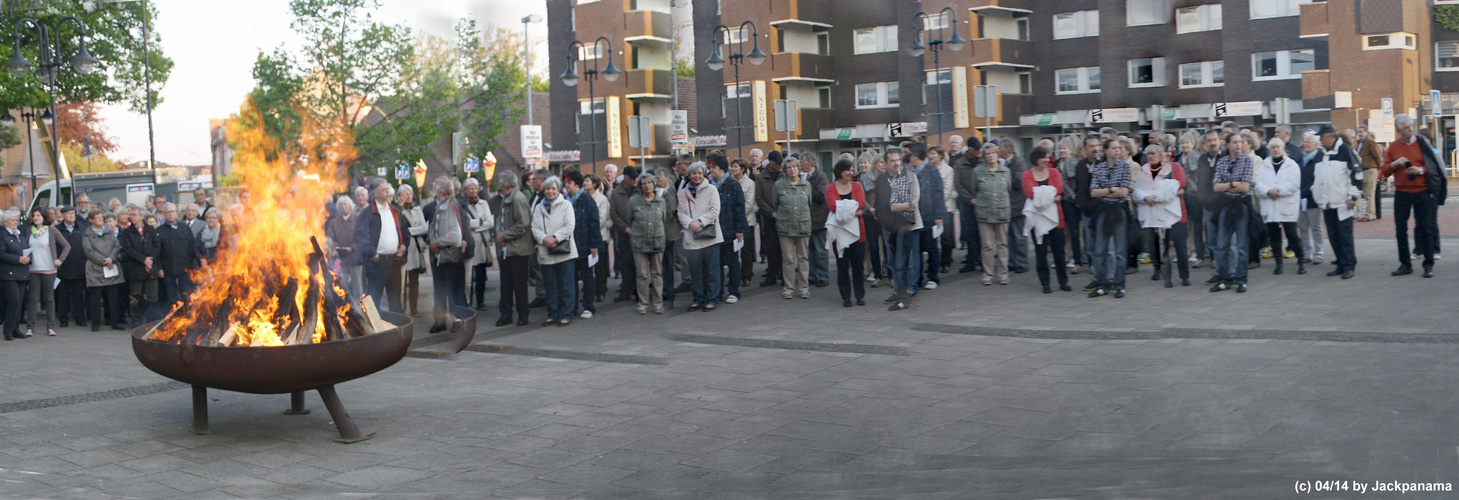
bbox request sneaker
[653,306,664,314]
[1088,288,1106,298]
[1137,253,1152,264]
[580,310,593,319]
[1260,247,1273,259]
[884,294,900,305]
[636,306,648,315]
[1113,289,1125,298]
[725,295,739,304]
[1204,276,1221,286]
[888,301,908,311]
[1082,281,1099,291]
[799,291,811,299]
[1209,282,1229,292]
[1066,262,1077,270]
[1437,253,1443,261]
[982,277,993,286]
[1236,283,1248,293]
[998,278,1010,285]
[47,329,56,336]
[865,276,877,283]
[783,290,794,299]
[924,281,939,290]
[1285,250,1296,259]
[870,279,884,288]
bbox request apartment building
[549,0,1455,172]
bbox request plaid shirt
[1213,153,1254,199]
[1091,160,1133,204]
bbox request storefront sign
[690,135,727,147]
[545,150,581,163]
[753,80,769,142]
[952,66,969,128]
[1213,101,1263,118]
[606,97,623,159]
[1090,108,1139,123]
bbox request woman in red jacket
[1023,147,1070,293]
[827,159,867,307]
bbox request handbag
[438,244,466,264]
[548,236,573,254]
[693,223,718,240]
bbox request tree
[0,1,173,113]
[60,141,120,173]
[54,102,118,155]
[455,20,527,166]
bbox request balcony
[624,10,672,43]
[624,69,673,99]
[967,38,1033,69]
[795,108,834,139]
[996,94,1033,126]
[1299,1,1328,38]
[769,52,833,83]
[968,0,1033,14]
[768,0,832,28]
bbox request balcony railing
[967,38,1032,68]
[967,0,1033,13]
[624,10,672,40]
[624,69,673,97]
[770,52,833,81]
[769,0,831,24]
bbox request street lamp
[708,21,766,161]
[522,14,543,126]
[8,15,98,207]
[560,36,622,170]
[81,136,93,174]
[911,8,966,147]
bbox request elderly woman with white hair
[396,184,428,317]
[531,176,577,326]
[1257,137,1305,275]
[325,194,362,299]
[677,161,723,311]
[423,175,474,332]
[0,209,27,340]
[462,177,495,311]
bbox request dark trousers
[160,274,192,308]
[435,259,467,324]
[740,230,756,283]
[88,284,121,327]
[1,281,19,339]
[1144,223,1190,281]
[576,256,596,314]
[1034,227,1069,287]
[614,229,637,297]
[916,227,941,287]
[1395,190,1438,268]
[1186,193,1206,259]
[1061,201,1083,265]
[959,202,978,257]
[661,243,678,300]
[498,255,529,321]
[835,241,866,301]
[1324,209,1357,272]
[594,241,610,299]
[56,278,86,323]
[761,218,783,281]
[1247,199,1264,265]
[865,215,885,278]
[1265,222,1302,265]
[720,240,741,299]
[471,263,489,307]
[363,257,403,313]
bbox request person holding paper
[1310,124,1364,279]
[1025,146,1070,294]
[827,158,867,307]
[563,171,601,320]
[84,211,126,331]
[709,157,748,306]
[24,208,70,337]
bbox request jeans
[1203,209,1218,262]
[960,202,981,267]
[633,252,663,309]
[1007,215,1028,269]
[1090,208,1128,289]
[1213,202,1251,284]
[1325,209,1357,272]
[1061,201,1083,266]
[1034,227,1068,287]
[835,241,866,302]
[363,256,403,313]
[719,240,741,299]
[884,229,919,296]
[498,255,529,322]
[978,221,1009,282]
[1297,207,1325,260]
[661,244,678,300]
[779,235,810,294]
[1394,190,1438,267]
[541,261,575,322]
[916,227,941,287]
[576,256,596,315]
[687,245,722,307]
[1265,222,1301,265]
[809,229,829,284]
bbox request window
[1363,32,1417,50]
[723,28,748,45]
[1055,67,1100,94]
[925,69,951,85]
[1128,57,1166,87]
[923,13,949,30]
[579,99,605,114]
[817,32,830,55]
[855,82,899,108]
[1053,11,1099,39]
[1127,0,1170,26]
[1178,61,1224,88]
[1251,0,1309,19]
[1438,41,1459,71]
[1176,4,1222,33]
[818,86,831,108]
[578,44,602,61]
[1018,72,1032,94]
[725,83,751,98]
[1252,49,1314,80]
[853,25,898,54]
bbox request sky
[97,0,551,166]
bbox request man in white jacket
[1310,124,1363,279]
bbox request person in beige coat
[677,162,722,311]
[531,177,578,327]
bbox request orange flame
[150,96,358,346]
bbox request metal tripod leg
[317,385,373,443]
[283,391,311,415]
[191,385,210,435]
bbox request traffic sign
[394,162,410,180]
[973,85,997,118]
[774,99,798,132]
[463,155,480,173]
[1433,90,1443,117]
[1382,98,1394,115]
[520,125,543,159]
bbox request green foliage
[674,59,695,78]
[529,73,551,93]
[0,126,20,167]
[0,1,173,113]
[1438,5,1459,34]
[455,20,527,167]
[60,141,120,173]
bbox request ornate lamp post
[7,15,99,206]
[910,7,966,147]
[707,21,767,160]
[560,36,622,170]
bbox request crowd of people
[0,187,222,340]
[318,113,1442,329]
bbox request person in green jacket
[968,142,1014,285]
[628,172,667,315]
[494,172,533,327]
[774,159,814,299]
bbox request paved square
[2,234,1459,498]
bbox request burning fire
[147,97,379,347]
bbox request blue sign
[1382,98,1394,116]
[1433,90,1443,117]
[464,156,480,173]
[394,163,410,180]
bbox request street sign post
[774,99,797,154]
[520,125,543,160]
[974,85,996,144]
[627,115,652,170]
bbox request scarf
[30,225,44,238]
[200,226,221,249]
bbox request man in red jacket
[1380,114,1445,278]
